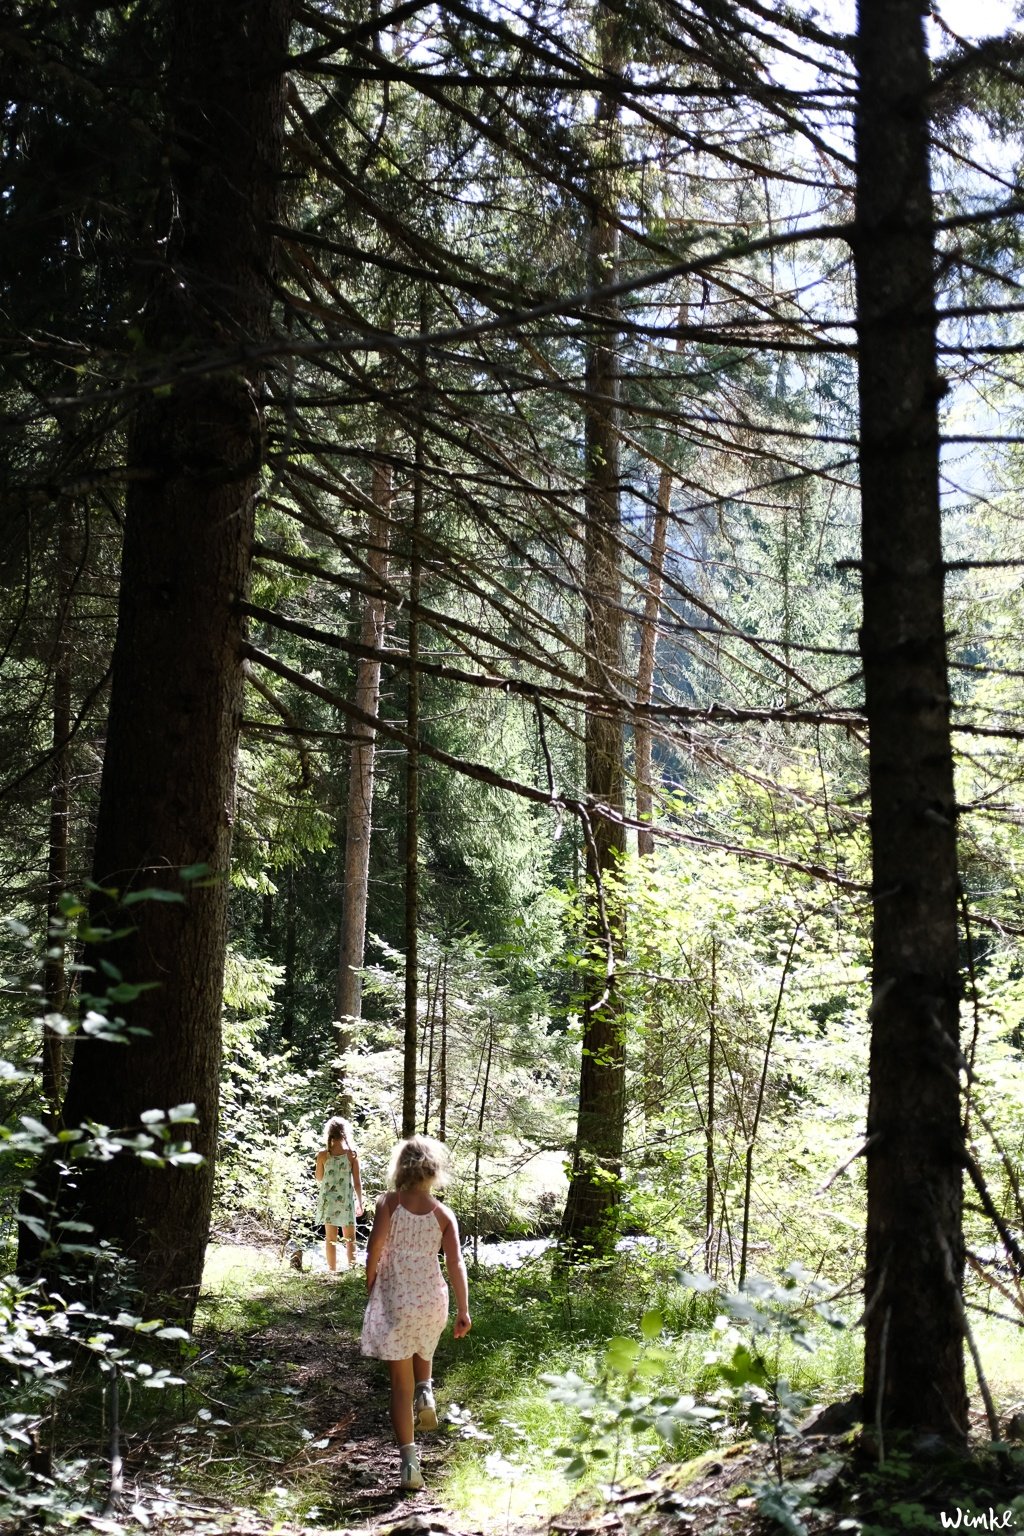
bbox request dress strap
[429,1198,447,1231]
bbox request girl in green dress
[314,1116,365,1271]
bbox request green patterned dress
[316,1151,357,1228]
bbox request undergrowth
[429,1252,864,1526]
[13,1241,1017,1533]
[179,1244,867,1529]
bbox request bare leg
[324,1223,339,1272]
[387,1357,416,1446]
[413,1353,432,1388]
[342,1223,356,1268]
[412,1354,436,1428]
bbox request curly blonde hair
[388,1134,450,1192]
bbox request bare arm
[314,1149,327,1182]
[349,1149,364,1215]
[365,1193,393,1292]
[440,1206,471,1337]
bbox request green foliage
[354,931,576,1228]
[0,1119,200,1522]
[7,1,1024,1524]
[682,1268,846,1467]
[429,1249,861,1530]
[0,901,203,1525]
[542,1306,721,1481]
[215,946,328,1236]
[849,1445,1024,1536]
[602,836,872,1285]
[538,1262,849,1505]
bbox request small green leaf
[16,1214,49,1239]
[19,1116,53,1140]
[122,888,186,906]
[179,863,212,881]
[106,981,160,1003]
[640,1308,664,1341]
[604,1335,641,1373]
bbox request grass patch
[431,1253,865,1523]
[433,1253,1023,1529]
[109,1244,1020,1531]
[177,1244,338,1519]
[965,1309,1024,1407]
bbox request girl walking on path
[361,1135,471,1492]
[314,1116,364,1272]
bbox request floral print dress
[315,1150,357,1228]
[360,1199,449,1361]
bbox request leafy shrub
[0,899,204,1525]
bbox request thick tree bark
[561,4,627,1251]
[854,0,967,1444]
[43,0,292,1313]
[335,457,391,1114]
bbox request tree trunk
[42,517,74,1121]
[854,0,967,1445]
[423,962,436,1132]
[634,466,669,860]
[402,416,423,1140]
[561,3,627,1253]
[635,303,685,859]
[335,456,391,1114]
[705,941,716,1276]
[472,1020,494,1268]
[438,955,448,1142]
[282,864,297,1047]
[43,0,292,1314]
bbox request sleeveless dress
[360,1200,450,1361]
[315,1150,356,1228]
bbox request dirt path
[111,1258,537,1536]
[168,1262,543,1536]
[258,1276,466,1531]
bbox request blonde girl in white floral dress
[361,1135,471,1492]
[314,1116,364,1272]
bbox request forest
[2,0,1024,1531]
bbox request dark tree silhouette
[561,2,628,1252]
[853,0,967,1445]
[49,0,293,1312]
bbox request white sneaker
[413,1383,437,1431]
[400,1448,423,1491]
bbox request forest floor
[106,1244,1024,1536]
[115,1246,548,1536]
